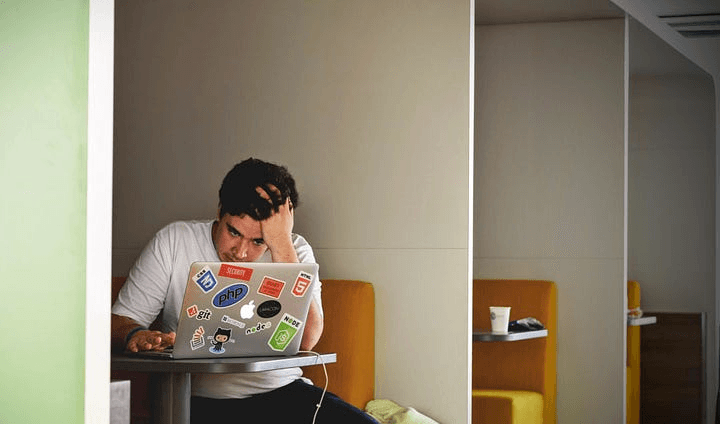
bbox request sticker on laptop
[268,313,303,352]
[196,308,212,320]
[187,304,199,318]
[240,300,256,319]
[212,283,249,308]
[245,321,272,335]
[208,327,234,354]
[221,314,246,329]
[258,276,285,299]
[190,326,205,350]
[218,264,253,281]
[192,266,218,293]
[257,300,281,318]
[291,272,313,297]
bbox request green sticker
[268,313,303,351]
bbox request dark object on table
[508,317,545,332]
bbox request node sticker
[218,264,253,281]
[245,321,272,335]
[268,313,303,352]
[292,272,313,297]
[221,314,246,329]
[258,276,285,299]
[192,265,218,293]
[257,300,281,318]
[212,283,249,308]
[190,326,205,350]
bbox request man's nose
[233,240,249,259]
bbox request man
[111,158,376,423]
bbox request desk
[111,352,336,424]
[473,329,548,342]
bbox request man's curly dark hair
[218,158,299,221]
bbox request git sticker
[187,304,199,318]
[292,272,313,297]
[192,265,218,293]
[268,313,303,352]
[258,276,285,299]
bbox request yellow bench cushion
[472,390,543,424]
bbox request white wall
[474,19,626,423]
[628,74,717,421]
[113,1,472,422]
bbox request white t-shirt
[112,220,323,398]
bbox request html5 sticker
[258,276,285,299]
[291,272,313,297]
[218,264,253,281]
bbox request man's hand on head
[255,185,298,263]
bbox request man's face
[212,213,267,262]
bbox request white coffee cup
[490,306,511,334]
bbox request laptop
[133,261,318,359]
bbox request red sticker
[292,272,312,297]
[219,264,253,281]
[187,304,199,318]
[258,276,285,299]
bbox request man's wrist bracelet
[125,326,148,345]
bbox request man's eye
[229,229,240,237]
[252,239,265,246]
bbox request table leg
[151,372,191,424]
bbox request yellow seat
[472,390,543,424]
[472,279,557,424]
[301,279,375,409]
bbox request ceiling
[474,0,720,77]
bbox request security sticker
[190,326,205,350]
[187,304,199,318]
[208,327,234,354]
[268,313,303,352]
[291,272,313,297]
[257,300,281,318]
[258,276,285,299]
[192,266,218,293]
[219,264,253,281]
[221,314,246,329]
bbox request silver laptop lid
[171,262,318,359]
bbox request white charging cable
[299,350,328,424]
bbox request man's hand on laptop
[127,330,176,353]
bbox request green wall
[0,1,89,423]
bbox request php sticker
[212,283,249,308]
[219,264,253,281]
[292,272,312,297]
[192,266,218,293]
[268,313,303,352]
[258,276,285,299]
[190,326,205,350]
[257,300,281,318]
